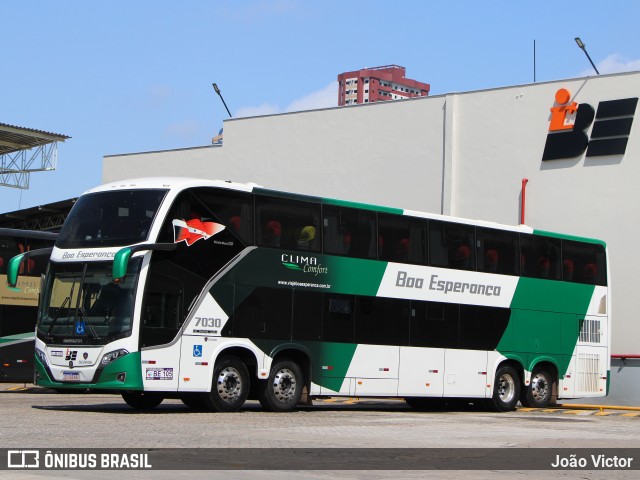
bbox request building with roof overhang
[102,70,640,403]
[0,123,69,189]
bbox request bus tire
[259,358,303,412]
[121,391,164,410]
[520,368,554,408]
[205,356,249,412]
[486,365,520,412]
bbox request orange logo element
[173,218,225,246]
[549,88,578,132]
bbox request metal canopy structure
[0,122,70,189]
[0,197,76,231]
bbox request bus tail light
[100,349,129,367]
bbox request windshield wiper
[78,305,101,341]
[45,296,71,339]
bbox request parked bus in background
[8,178,610,411]
[1,228,57,382]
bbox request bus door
[139,268,185,392]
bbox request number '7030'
[194,317,222,328]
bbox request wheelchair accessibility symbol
[193,345,202,357]
[75,321,86,335]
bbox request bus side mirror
[112,243,177,282]
[6,247,54,288]
[112,248,133,283]
[7,253,26,288]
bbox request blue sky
[2,0,639,212]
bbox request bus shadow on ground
[29,398,493,415]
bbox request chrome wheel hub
[272,368,297,403]
[530,374,549,402]
[497,373,516,403]
[217,367,242,402]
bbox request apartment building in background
[337,65,430,106]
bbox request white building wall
[450,75,640,359]
[110,98,449,212]
[103,71,640,356]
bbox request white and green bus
[8,178,610,412]
[1,228,57,382]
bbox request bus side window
[292,290,322,341]
[562,240,607,286]
[256,196,321,252]
[459,305,510,350]
[231,287,292,340]
[409,301,459,349]
[140,269,183,348]
[520,234,561,280]
[322,206,376,259]
[378,214,427,265]
[192,187,254,246]
[476,228,519,276]
[323,295,354,343]
[429,220,476,271]
[355,296,410,346]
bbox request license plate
[62,371,81,381]
[146,368,173,380]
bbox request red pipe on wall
[520,178,529,225]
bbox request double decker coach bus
[1,228,57,382]
[8,178,609,411]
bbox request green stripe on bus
[0,332,33,343]
[253,187,322,203]
[218,249,388,297]
[318,342,358,392]
[322,197,404,215]
[34,351,144,390]
[533,229,606,248]
[499,277,595,375]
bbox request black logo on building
[542,88,638,161]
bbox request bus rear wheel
[258,358,303,412]
[205,356,249,412]
[486,365,520,412]
[520,368,554,408]
[122,391,164,410]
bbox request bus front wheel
[486,365,520,412]
[205,356,250,412]
[121,391,164,410]
[258,358,303,412]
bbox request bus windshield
[37,259,141,345]
[56,190,168,248]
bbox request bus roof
[87,177,604,246]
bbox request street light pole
[212,83,233,118]
[574,37,600,75]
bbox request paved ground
[1,384,639,479]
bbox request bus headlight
[100,349,129,367]
[35,348,48,366]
